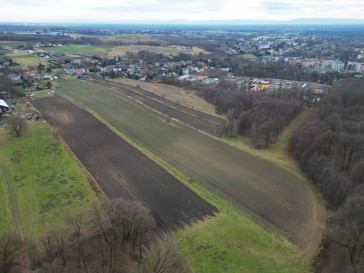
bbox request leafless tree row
[288,78,364,272]
[0,199,190,273]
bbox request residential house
[0,99,9,113]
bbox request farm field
[0,120,98,236]
[105,33,161,42]
[56,78,319,247]
[106,45,209,57]
[112,78,217,115]
[90,78,226,137]
[44,45,112,56]
[31,96,217,231]
[239,53,257,58]
[7,53,48,66]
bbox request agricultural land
[111,78,217,115]
[29,81,316,272]
[55,78,320,249]
[2,22,363,273]
[89,78,226,136]
[44,45,113,56]
[8,53,48,67]
[105,33,161,43]
[106,45,209,57]
[31,96,217,230]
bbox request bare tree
[6,113,27,137]
[0,232,23,273]
[25,238,42,270]
[67,213,90,273]
[145,236,190,273]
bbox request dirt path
[0,156,24,238]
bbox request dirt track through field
[32,97,217,231]
[90,78,226,137]
[0,156,24,238]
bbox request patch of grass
[238,53,257,58]
[44,45,112,56]
[105,34,161,42]
[27,90,59,99]
[111,78,217,116]
[0,162,10,231]
[175,213,309,273]
[0,121,98,236]
[6,53,48,67]
[107,45,209,57]
[269,108,309,154]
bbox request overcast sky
[0,0,363,23]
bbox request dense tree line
[0,199,189,273]
[288,78,364,272]
[239,98,302,147]
[227,57,344,85]
[199,85,303,146]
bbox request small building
[0,99,9,113]
[75,69,86,77]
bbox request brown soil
[32,96,217,231]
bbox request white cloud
[0,0,363,22]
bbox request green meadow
[0,120,98,236]
[44,45,112,56]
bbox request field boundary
[51,131,107,200]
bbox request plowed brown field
[32,97,217,231]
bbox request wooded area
[288,78,364,272]
[0,199,189,273]
[200,86,303,146]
